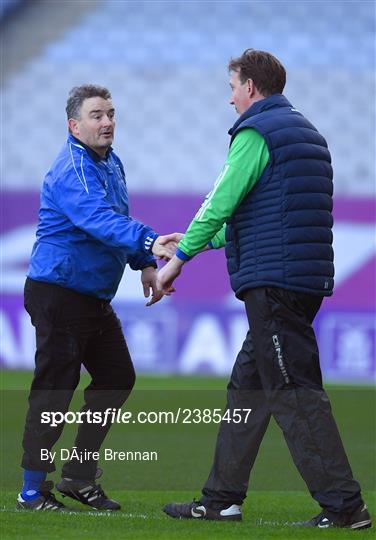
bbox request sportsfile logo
[40,407,253,427]
[272,334,290,384]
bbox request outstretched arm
[157,130,269,290]
[177,129,269,260]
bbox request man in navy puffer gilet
[226,94,334,299]
[162,50,369,529]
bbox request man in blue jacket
[17,84,180,511]
[159,50,371,530]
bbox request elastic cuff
[176,248,191,262]
[144,233,159,253]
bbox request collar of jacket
[68,134,113,162]
[228,93,293,136]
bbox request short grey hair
[66,84,112,119]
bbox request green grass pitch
[0,370,374,539]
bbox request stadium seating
[0,0,22,19]
[1,0,374,195]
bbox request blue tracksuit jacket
[28,135,158,299]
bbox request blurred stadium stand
[1,1,375,380]
[1,0,374,195]
[0,0,22,19]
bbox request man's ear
[247,79,256,97]
[68,118,79,136]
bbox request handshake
[151,233,183,262]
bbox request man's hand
[152,233,183,261]
[157,255,185,293]
[141,266,175,306]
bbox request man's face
[69,97,115,155]
[229,70,252,115]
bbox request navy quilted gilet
[225,94,334,299]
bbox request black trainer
[16,481,66,511]
[302,503,371,530]
[56,470,120,511]
[163,499,242,521]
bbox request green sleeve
[178,128,269,258]
[210,223,226,249]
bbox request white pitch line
[2,508,148,519]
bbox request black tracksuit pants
[201,287,363,514]
[21,278,135,481]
